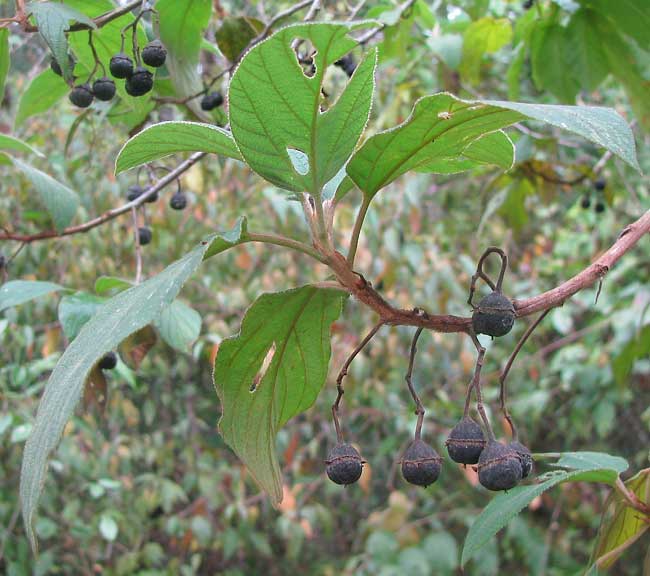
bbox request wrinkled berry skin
[110,53,134,79]
[125,67,154,97]
[69,84,94,108]
[326,443,363,485]
[138,226,152,246]
[92,77,116,101]
[472,291,516,337]
[478,441,522,491]
[98,351,117,370]
[200,91,224,111]
[141,41,167,68]
[401,439,442,487]
[170,192,187,210]
[509,441,533,478]
[445,417,486,465]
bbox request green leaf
[154,300,201,351]
[57,292,105,340]
[460,17,512,83]
[426,33,463,70]
[585,0,650,51]
[20,220,248,552]
[215,16,264,62]
[94,276,132,295]
[27,1,96,81]
[0,280,65,312]
[347,92,639,199]
[565,9,609,91]
[229,22,376,194]
[214,286,345,504]
[15,69,69,127]
[0,29,9,103]
[115,121,242,174]
[0,134,43,157]
[13,158,79,231]
[554,452,629,475]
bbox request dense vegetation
[1,1,649,575]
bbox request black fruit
[509,441,533,478]
[98,351,117,370]
[594,177,606,191]
[138,226,152,246]
[125,67,154,97]
[472,291,516,337]
[523,0,534,9]
[109,53,134,79]
[477,441,522,491]
[92,77,116,101]
[580,195,591,209]
[127,185,144,201]
[595,201,606,213]
[200,91,224,111]
[145,190,159,203]
[141,40,167,68]
[170,192,187,210]
[401,439,442,487]
[445,417,486,465]
[326,443,363,485]
[69,83,94,108]
[335,54,357,77]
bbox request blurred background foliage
[0,0,649,574]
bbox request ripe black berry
[170,192,187,210]
[523,0,534,9]
[594,177,606,191]
[69,83,94,108]
[509,441,533,478]
[472,291,515,337]
[200,92,224,111]
[109,53,134,79]
[401,439,442,487]
[335,54,357,77]
[580,195,591,209]
[326,443,363,485]
[145,191,158,203]
[595,201,606,213]
[127,185,144,201]
[138,226,152,245]
[98,351,117,370]
[141,40,167,68]
[445,417,486,465]
[125,67,154,97]
[92,77,116,101]
[477,441,522,491]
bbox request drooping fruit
[127,185,144,201]
[594,177,606,191]
[138,226,152,246]
[595,201,605,213]
[472,291,516,337]
[401,439,442,487]
[326,443,363,485]
[200,91,224,111]
[141,40,167,68]
[445,417,486,465]
[92,77,116,101]
[509,441,533,478]
[109,53,134,79]
[170,192,187,210]
[580,195,591,209]
[125,67,153,97]
[145,190,158,203]
[98,351,117,370]
[69,83,94,108]
[477,441,522,491]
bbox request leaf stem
[247,232,328,264]
[347,194,370,266]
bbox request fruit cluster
[580,177,607,214]
[109,38,166,98]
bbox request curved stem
[469,331,494,440]
[347,194,370,267]
[405,327,426,439]
[246,232,328,264]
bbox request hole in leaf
[292,38,317,78]
[250,342,276,393]
[287,148,310,176]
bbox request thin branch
[347,194,370,266]
[404,326,425,439]
[246,232,328,264]
[131,206,142,284]
[468,330,493,439]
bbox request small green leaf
[554,452,629,475]
[0,134,44,157]
[0,280,65,312]
[115,121,242,174]
[57,292,105,340]
[15,69,69,126]
[460,17,512,83]
[215,16,264,62]
[94,276,132,295]
[0,29,9,103]
[214,285,345,504]
[154,300,201,351]
[13,158,79,231]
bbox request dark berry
[125,67,154,97]
[145,190,158,203]
[472,291,515,337]
[326,443,363,485]
[523,0,534,9]
[92,77,116,101]
[335,54,356,77]
[477,441,522,491]
[69,83,94,108]
[127,185,144,201]
[138,226,152,246]
[595,201,606,213]
[509,441,533,478]
[401,439,442,487]
[200,91,224,111]
[141,40,167,68]
[445,417,486,465]
[594,177,606,191]
[0,253,6,269]
[109,53,134,79]
[98,351,117,370]
[170,192,187,210]
[580,195,591,209]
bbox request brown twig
[468,330,493,439]
[404,325,425,439]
